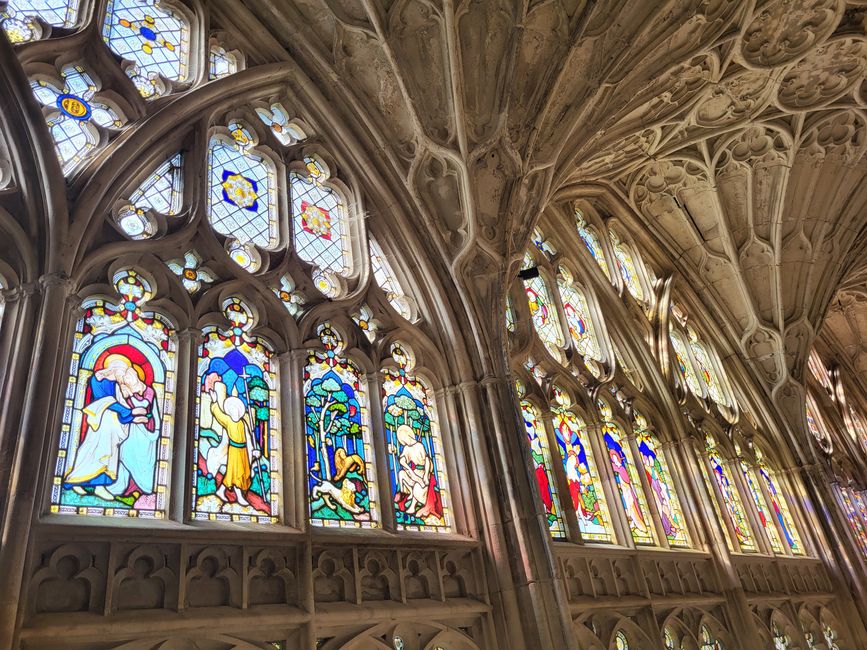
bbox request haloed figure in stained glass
[53,269,175,517]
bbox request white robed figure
[64,354,160,501]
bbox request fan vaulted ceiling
[216,0,867,396]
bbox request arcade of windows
[0,3,865,650]
[512,205,813,558]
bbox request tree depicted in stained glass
[30,65,125,175]
[739,458,784,553]
[634,412,690,547]
[575,212,611,280]
[1,0,79,43]
[557,266,601,361]
[50,268,175,518]
[370,237,415,319]
[550,388,612,542]
[102,0,190,99]
[382,343,451,531]
[610,232,645,302]
[757,457,803,554]
[305,324,379,528]
[705,436,755,550]
[600,407,654,545]
[291,156,351,277]
[115,152,183,239]
[207,122,278,250]
[192,298,279,523]
[520,399,566,539]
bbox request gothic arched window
[550,387,613,542]
[114,152,184,240]
[382,343,451,532]
[30,64,126,175]
[102,0,192,99]
[738,451,784,554]
[599,401,654,545]
[614,630,631,650]
[522,254,565,359]
[575,211,611,281]
[688,333,729,407]
[370,236,416,320]
[670,330,703,397]
[2,0,80,43]
[805,393,832,453]
[557,266,602,363]
[51,268,176,518]
[609,229,645,303]
[290,156,352,280]
[207,121,279,251]
[756,450,803,555]
[519,396,566,539]
[633,411,690,547]
[305,324,379,529]
[700,625,724,650]
[191,297,279,523]
[704,435,755,551]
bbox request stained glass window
[115,152,183,239]
[305,324,379,528]
[739,458,784,553]
[523,261,565,359]
[575,212,611,280]
[531,227,557,258]
[805,395,831,451]
[370,237,415,320]
[505,295,516,332]
[165,250,216,294]
[663,627,676,650]
[209,41,241,80]
[807,349,832,392]
[520,399,566,539]
[207,122,278,249]
[550,388,612,542]
[773,622,790,650]
[846,405,867,451]
[557,267,601,361]
[226,239,262,273]
[614,631,630,650]
[757,456,803,554]
[30,65,125,175]
[351,303,378,342]
[599,403,654,545]
[670,332,703,396]
[291,157,352,277]
[256,103,306,146]
[610,232,644,302]
[273,275,305,318]
[382,343,451,532]
[102,0,190,99]
[1,0,79,43]
[840,487,867,556]
[689,339,728,405]
[823,622,840,650]
[700,625,724,650]
[192,298,279,523]
[50,268,175,518]
[634,412,690,547]
[705,436,755,551]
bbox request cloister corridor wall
[1,1,867,649]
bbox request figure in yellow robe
[207,381,258,507]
